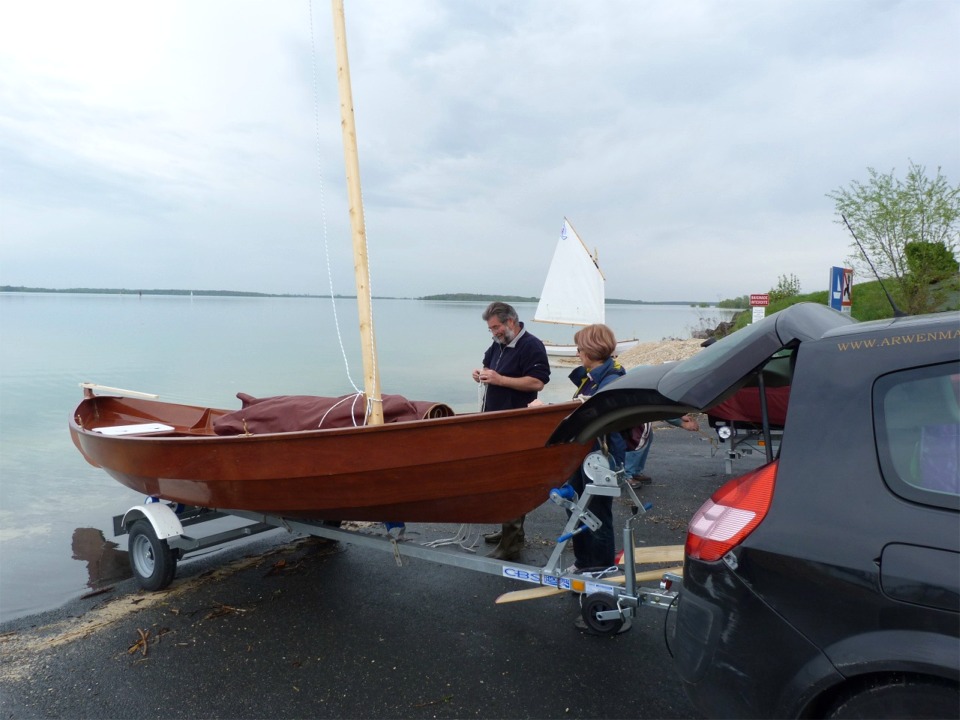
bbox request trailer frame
[114,451,681,634]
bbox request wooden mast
[330,0,383,425]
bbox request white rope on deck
[316,393,367,429]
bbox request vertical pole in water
[330,0,383,425]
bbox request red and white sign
[750,294,770,306]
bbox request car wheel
[827,676,958,719]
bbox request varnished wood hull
[70,396,588,523]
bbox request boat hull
[70,396,589,523]
[544,339,640,358]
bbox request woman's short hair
[574,323,617,362]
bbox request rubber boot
[487,516,525,561]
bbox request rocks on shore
[616,339,706,369]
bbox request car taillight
[685,460,778,562]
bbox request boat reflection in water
[71,527,132,589]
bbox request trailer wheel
[128,519,178,591]
[580,593,624,635]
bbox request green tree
[828,161,960,314]
[768,273,801,303]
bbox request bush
[905,241,959,283]
[769,274,801,304]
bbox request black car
[549,303,959,718]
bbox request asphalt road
[0,423,764,719]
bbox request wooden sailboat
[534,218,639,358]
[69,392,586,523]
[69,1,591,523]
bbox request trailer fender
[122,503,185,541]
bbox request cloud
[1,0,957,300]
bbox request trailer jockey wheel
[580,592,625,635]
[128,519,178,591]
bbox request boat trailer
[113,451,681,635]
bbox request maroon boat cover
[213,392,455,436]
[707,386,790,428]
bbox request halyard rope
[309,0,379,422]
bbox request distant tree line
[419,293,540,303]
[0,286,365,299]
[2,286,772,308]
[717,296,750,309]
[1,286,277,297]
[420,293,717,306]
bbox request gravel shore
[549,337,707,370]
[617,338,707,367]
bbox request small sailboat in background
[534,218,639,358]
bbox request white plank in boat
[93,423,175,435]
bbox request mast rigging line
[308,0,381,419]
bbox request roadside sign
[829,267,853,314]
[751,306,766,324]
[750,294,769,306]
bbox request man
[472,301,551,561]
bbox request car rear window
[874,362,960,510]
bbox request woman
[564,323,627,571]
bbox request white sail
[534,218,605,326]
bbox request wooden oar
[620,545,684,564]
[495,586,567,603]
[602,565,683,587]
[495,565,683,604]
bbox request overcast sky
[1,1,957,302]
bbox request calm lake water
[0,293,735,623]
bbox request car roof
[819,308,958,339]
[548,302,854,445]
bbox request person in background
[562,323,626,572]
[626,415,700,488]
[472,301,551,561]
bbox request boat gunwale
[70,395,582,443]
